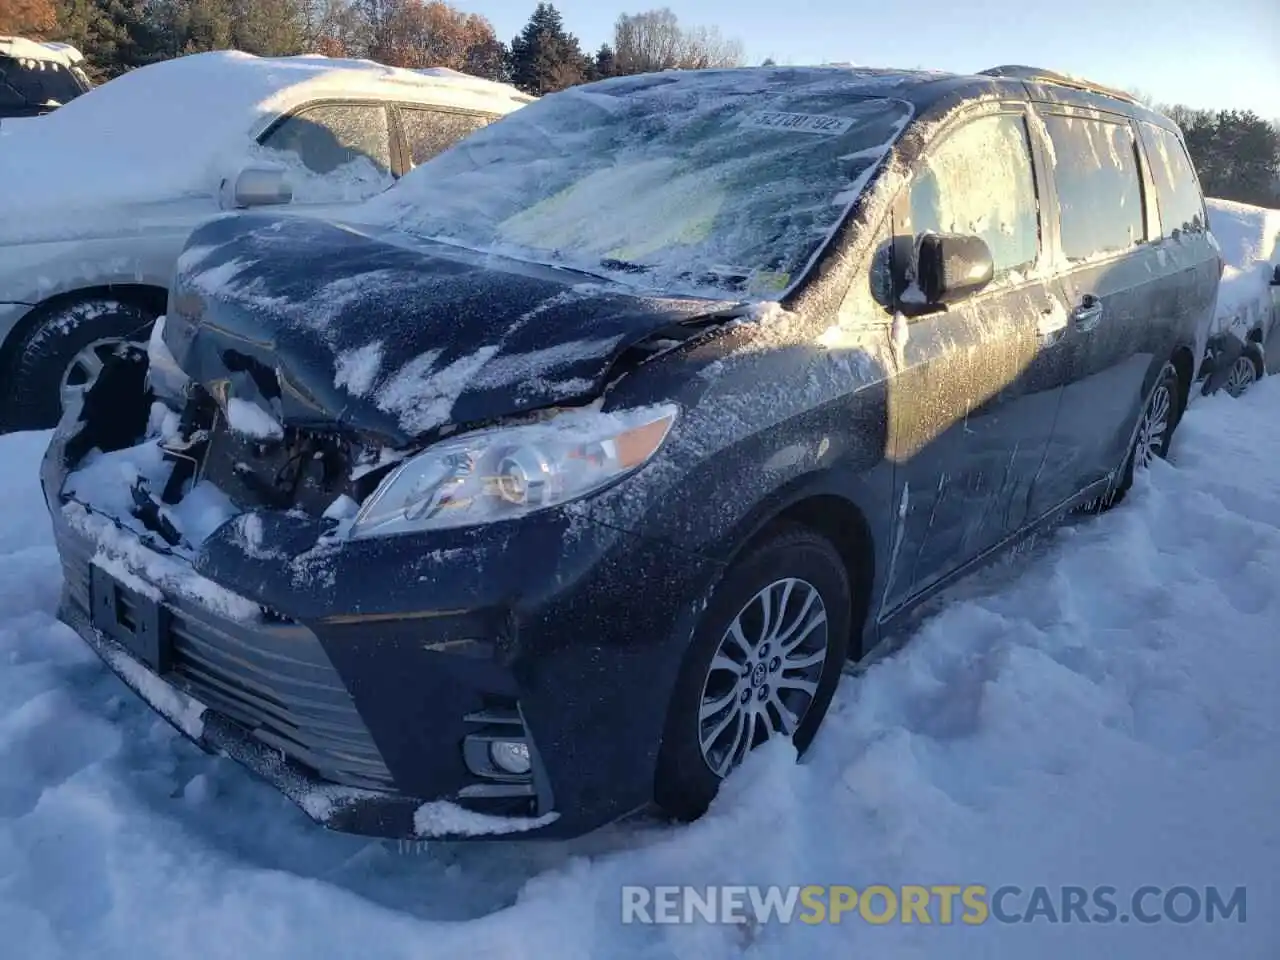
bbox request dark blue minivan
[43,64,1219,840]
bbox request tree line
[3,0,1277,206]
[0,0,744,91]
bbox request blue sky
[453,0,1280,116]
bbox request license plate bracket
[89,563,172,673]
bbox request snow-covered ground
[1,376,1277,957]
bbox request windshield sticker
[742,111,856,135]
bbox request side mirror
[916,233,995,305]
[1271,264,1280,287]
[221,164,293,209]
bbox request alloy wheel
[1224,355,1258,397]
[1134,381,1173,471]
[59,338,127,415]
[697,577,829,777]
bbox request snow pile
[1207,197,1280,340]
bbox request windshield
[370,69,914,298]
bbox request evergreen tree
[506,2,587,95]
[590,41,614,80]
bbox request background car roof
[0,51,530,223]
[0,36,86,66]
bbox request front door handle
[1072,295,1104,332]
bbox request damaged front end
[40,341,565,840]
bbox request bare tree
[371,0,502,76]
[612,7,743,75]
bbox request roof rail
[978,65,1138,104]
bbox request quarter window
[1142,123,1206,238]
[1042,115,1145,261]
[261,103,392,177]
[401,107,492,168]
[909,113,1040,278]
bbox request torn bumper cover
[41,415,714,841]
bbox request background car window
[1042,115,1145,261]
[1143,123,1206,238]
[401,107,491,168]
[261,103,392,177]
[0,57,85,108]
[909,113,1040,277]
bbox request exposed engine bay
[58,346,400,556]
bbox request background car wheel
[654,524,851,821]
[1,298,156,432]
[1224,345,1264,397]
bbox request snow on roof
[414,66,536,103]
[0,50,526,218]
[0,36,85,65]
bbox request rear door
[1140,121,1223,353]
[882,106,1073,613]
[1025,109,1170,517]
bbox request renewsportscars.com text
[620,884,1247,925]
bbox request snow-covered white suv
[0,51,530,432]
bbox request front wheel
[654,525,851,821]
[1,298,156,432]
[1091,361,1183,511]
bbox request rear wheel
[1087,361,1183,512]
[1224,346,1263,397]
[2,298,156,432]
[654,525,851,820]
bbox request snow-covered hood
[167,213,738,445]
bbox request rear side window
[261,103,392,176]
[1142,123,1206,238]
[909,113,1041,277]
[1042,115,1145,261]
[400,107,492,168]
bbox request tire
[1093,361,1183,511]
[1224,344,1264,397]
[1,297,156,432]
[654,525,851,820]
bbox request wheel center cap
[750,662,768,687]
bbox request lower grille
[61,550,395,790]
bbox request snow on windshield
[367,69,914,298]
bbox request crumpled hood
[167,213,738,446]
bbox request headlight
[146,315,190,401]
[349,403,678,538]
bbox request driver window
[261,102,392,177]
[909,113,1040,278]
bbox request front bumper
[43,420,718,840]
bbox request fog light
[489,740,532,775]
